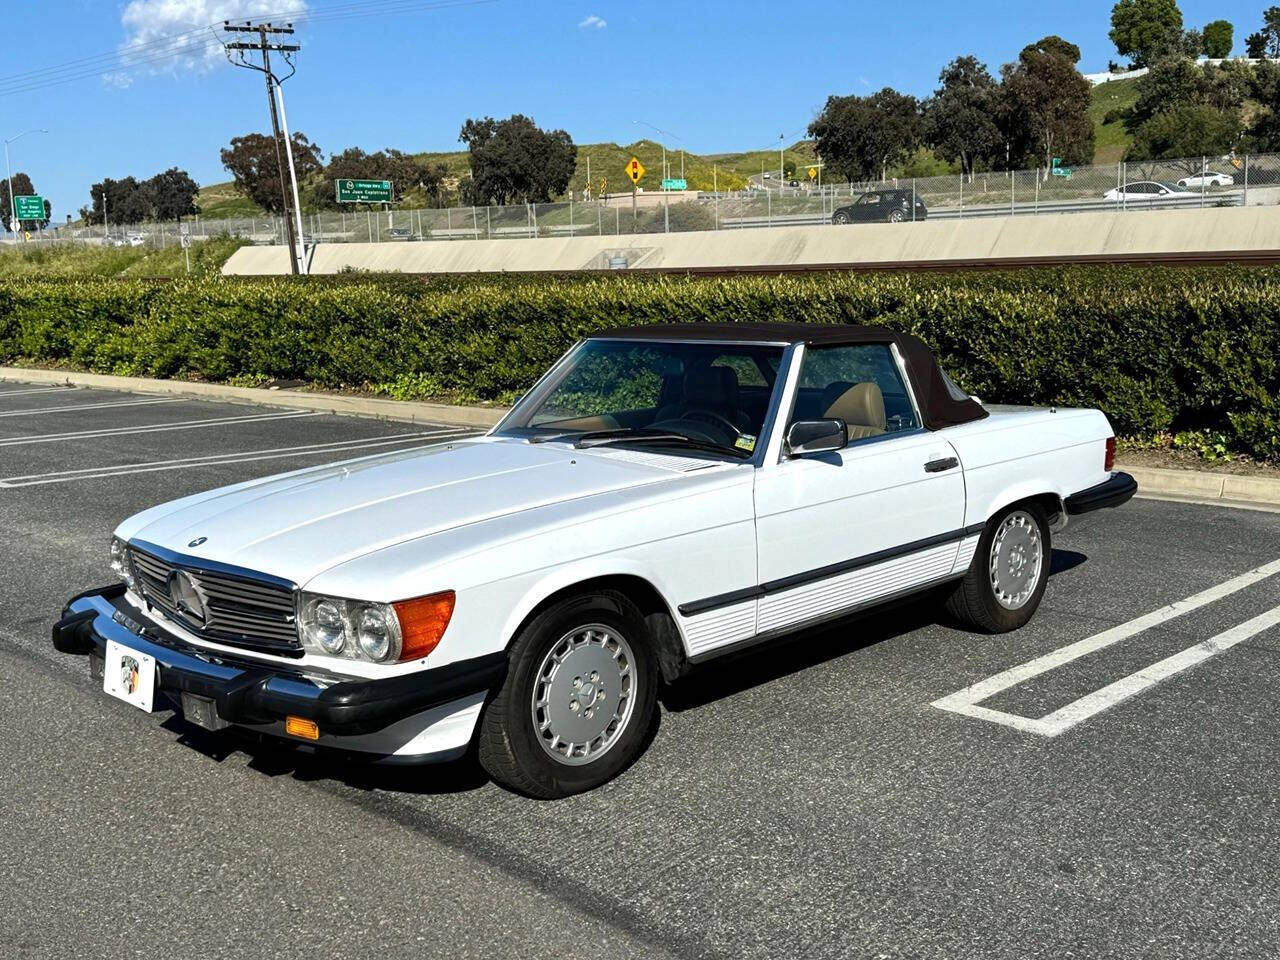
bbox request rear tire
[478,590,658,798]
[946,503,1051,633]
[832,210,850,224]
[887,209,906,223]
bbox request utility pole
[223,21,304,275]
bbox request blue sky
[3,0,1265,219]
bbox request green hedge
[0,268,1276,460]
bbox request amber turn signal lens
[285,716,319,740]
[394,590,456,661]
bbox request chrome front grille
[128,544,301,656]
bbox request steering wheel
[681,409,744,439]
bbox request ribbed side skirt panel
[683,600,757,656]
[757,542,959,635]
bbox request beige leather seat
[822,381,886,440]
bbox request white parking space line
[0,386,82,398]
[0,410,317,446]
[932,557,1280,736]
[0,397,181,418]
[0,430,474,487]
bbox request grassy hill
[1089,76,1141,165]
[195,138,820,218]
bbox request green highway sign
[335,179,393,203]
[13,195,44,220]
[1051,167,1072,178]
[661,178,687,191]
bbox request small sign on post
[625,157,644,232]
[808,166,818,180]
[661,178,687,191]
[335,179,393,204]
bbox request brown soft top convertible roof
[589,322,988,431]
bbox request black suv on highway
[831,189,928,224]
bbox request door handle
[924,457,959,473]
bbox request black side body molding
[679,523,987,617]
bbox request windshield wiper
[527,427,634,444]
[573,429,752,460]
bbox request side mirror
[785,419,848,456]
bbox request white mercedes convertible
[54,322,1135,797]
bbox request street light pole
[3,128,47,239]
[634,119,683,234]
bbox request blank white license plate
[102,639,156,713]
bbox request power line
[0,0,495,99]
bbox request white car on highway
[1103,181,1191,202]
[54,323,1136,797]
[1176,171,1234,189]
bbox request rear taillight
[1104,436,1116,472]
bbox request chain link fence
[33,153,1280,250]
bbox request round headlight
[357,606,395,662]
[309,599,346,654]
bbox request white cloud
[117,0,309,76]
[577,14,606,29]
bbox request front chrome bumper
[53,586,506,739]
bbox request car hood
[122,438,716,587]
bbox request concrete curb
[0,367,508,429]
[2,367,1277,509]
[1121,463,1280,510]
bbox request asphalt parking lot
[3,379,1279,960]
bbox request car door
[851,194,879,222]
[752,343,967,637]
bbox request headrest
[684,366,739,407]
[824,382,886,430]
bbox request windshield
[498,338,787,458]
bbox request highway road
[4,381,1280,959]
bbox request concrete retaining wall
[222,205,1280,276]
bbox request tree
[143,167,199,221]
[81,176,149,226]
[999,40,1095,173]
[1202,19,1233,58]
[923,55,1002,180]
[1246,60,1280,149]
[807,88,921,184]
[1023,35,1081,63]
[220,132,322,214]
[1130,103,1241,165]
[458,115,576,206]
[1204,59,1252,111]
[1267,6,1280,56]
[1131,56,1210,126]
[0,173,51,232]
[1246,31,1268,58]
[1110,0,1184,66]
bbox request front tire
[478,591,658,798]
[946,503,1051,632]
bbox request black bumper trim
[1065,471,1138,515]
[52,587,506,737]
